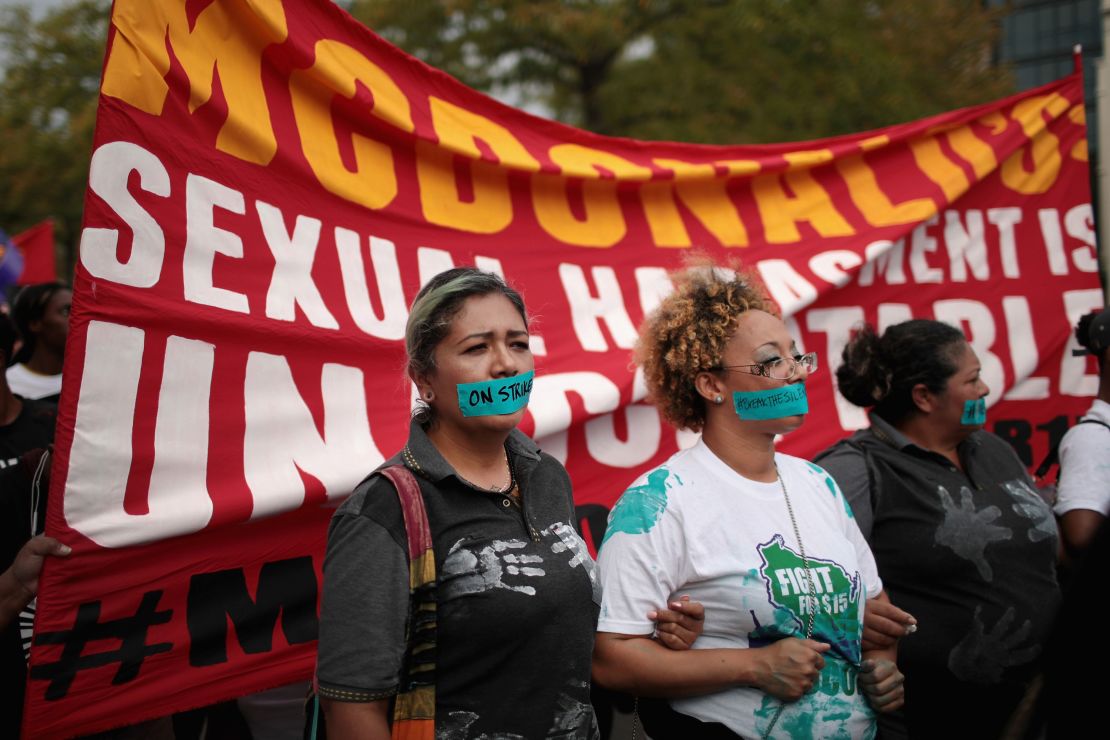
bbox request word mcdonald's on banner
[25,0,1099,735]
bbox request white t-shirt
[5,363,62,400]
[597,440,881,739]
[1054,398,1110,516]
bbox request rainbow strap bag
[306,464,436,739]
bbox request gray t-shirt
[317,421,600,739]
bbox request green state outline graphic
[756,533,863,664]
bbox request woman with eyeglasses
[815,320,1059,739]
[592,266,902,739]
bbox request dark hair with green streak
[405,267,528,421]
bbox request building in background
[1099,0,1110,294]
[995,0,1100,121]
[994,0,1100,156]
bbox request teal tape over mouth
[733,383,809,420]
[457,370,534,417]
[961,397,987,425]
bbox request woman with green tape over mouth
[315,266,703,740]
[594,264,902,739]
[816,319,1060,739]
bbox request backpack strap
[1083,419,1110,433]
[836,437,884,516]
[379,465,436,740]
[1035,418,1110,480]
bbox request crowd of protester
[2,266,1108,739]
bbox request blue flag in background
[0,228,25,293]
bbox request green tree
[349,0,1013,143]
[349,0,711,132]
[0,0,109,280]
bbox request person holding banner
[315,267,701,740]
[0,535,70,631]
[593,265,901,739]
[816,319,1060,738]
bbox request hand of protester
[754,638,830,702]
[11,535,71,597]
[862,598,917,652]
[649,595,705,650]
[858,658,905,712]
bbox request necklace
[403,445,516,494]
[762,462,819,740]
[458,455,516,494]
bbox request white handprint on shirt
[948,605,1041,683]
[935,485,1012,581]
[441,538,546,598]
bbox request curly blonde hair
[636,264,777,431]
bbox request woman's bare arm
[862,590,916,652]
[1060,509,1105,558]
[321,698,391,740]
[593,631,829,701]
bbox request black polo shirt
[316,420,600,739]
[816,414,1059,725]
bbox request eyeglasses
[713,352,819,381]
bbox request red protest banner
[12,220,57,284]
[24,0,1098,735]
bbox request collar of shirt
[866,410,984,468]
[403,417,542,484]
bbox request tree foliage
[0,0,109,278]
[349,0,715,132]
[349,0,1013,143]
[0,0,1014,276]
